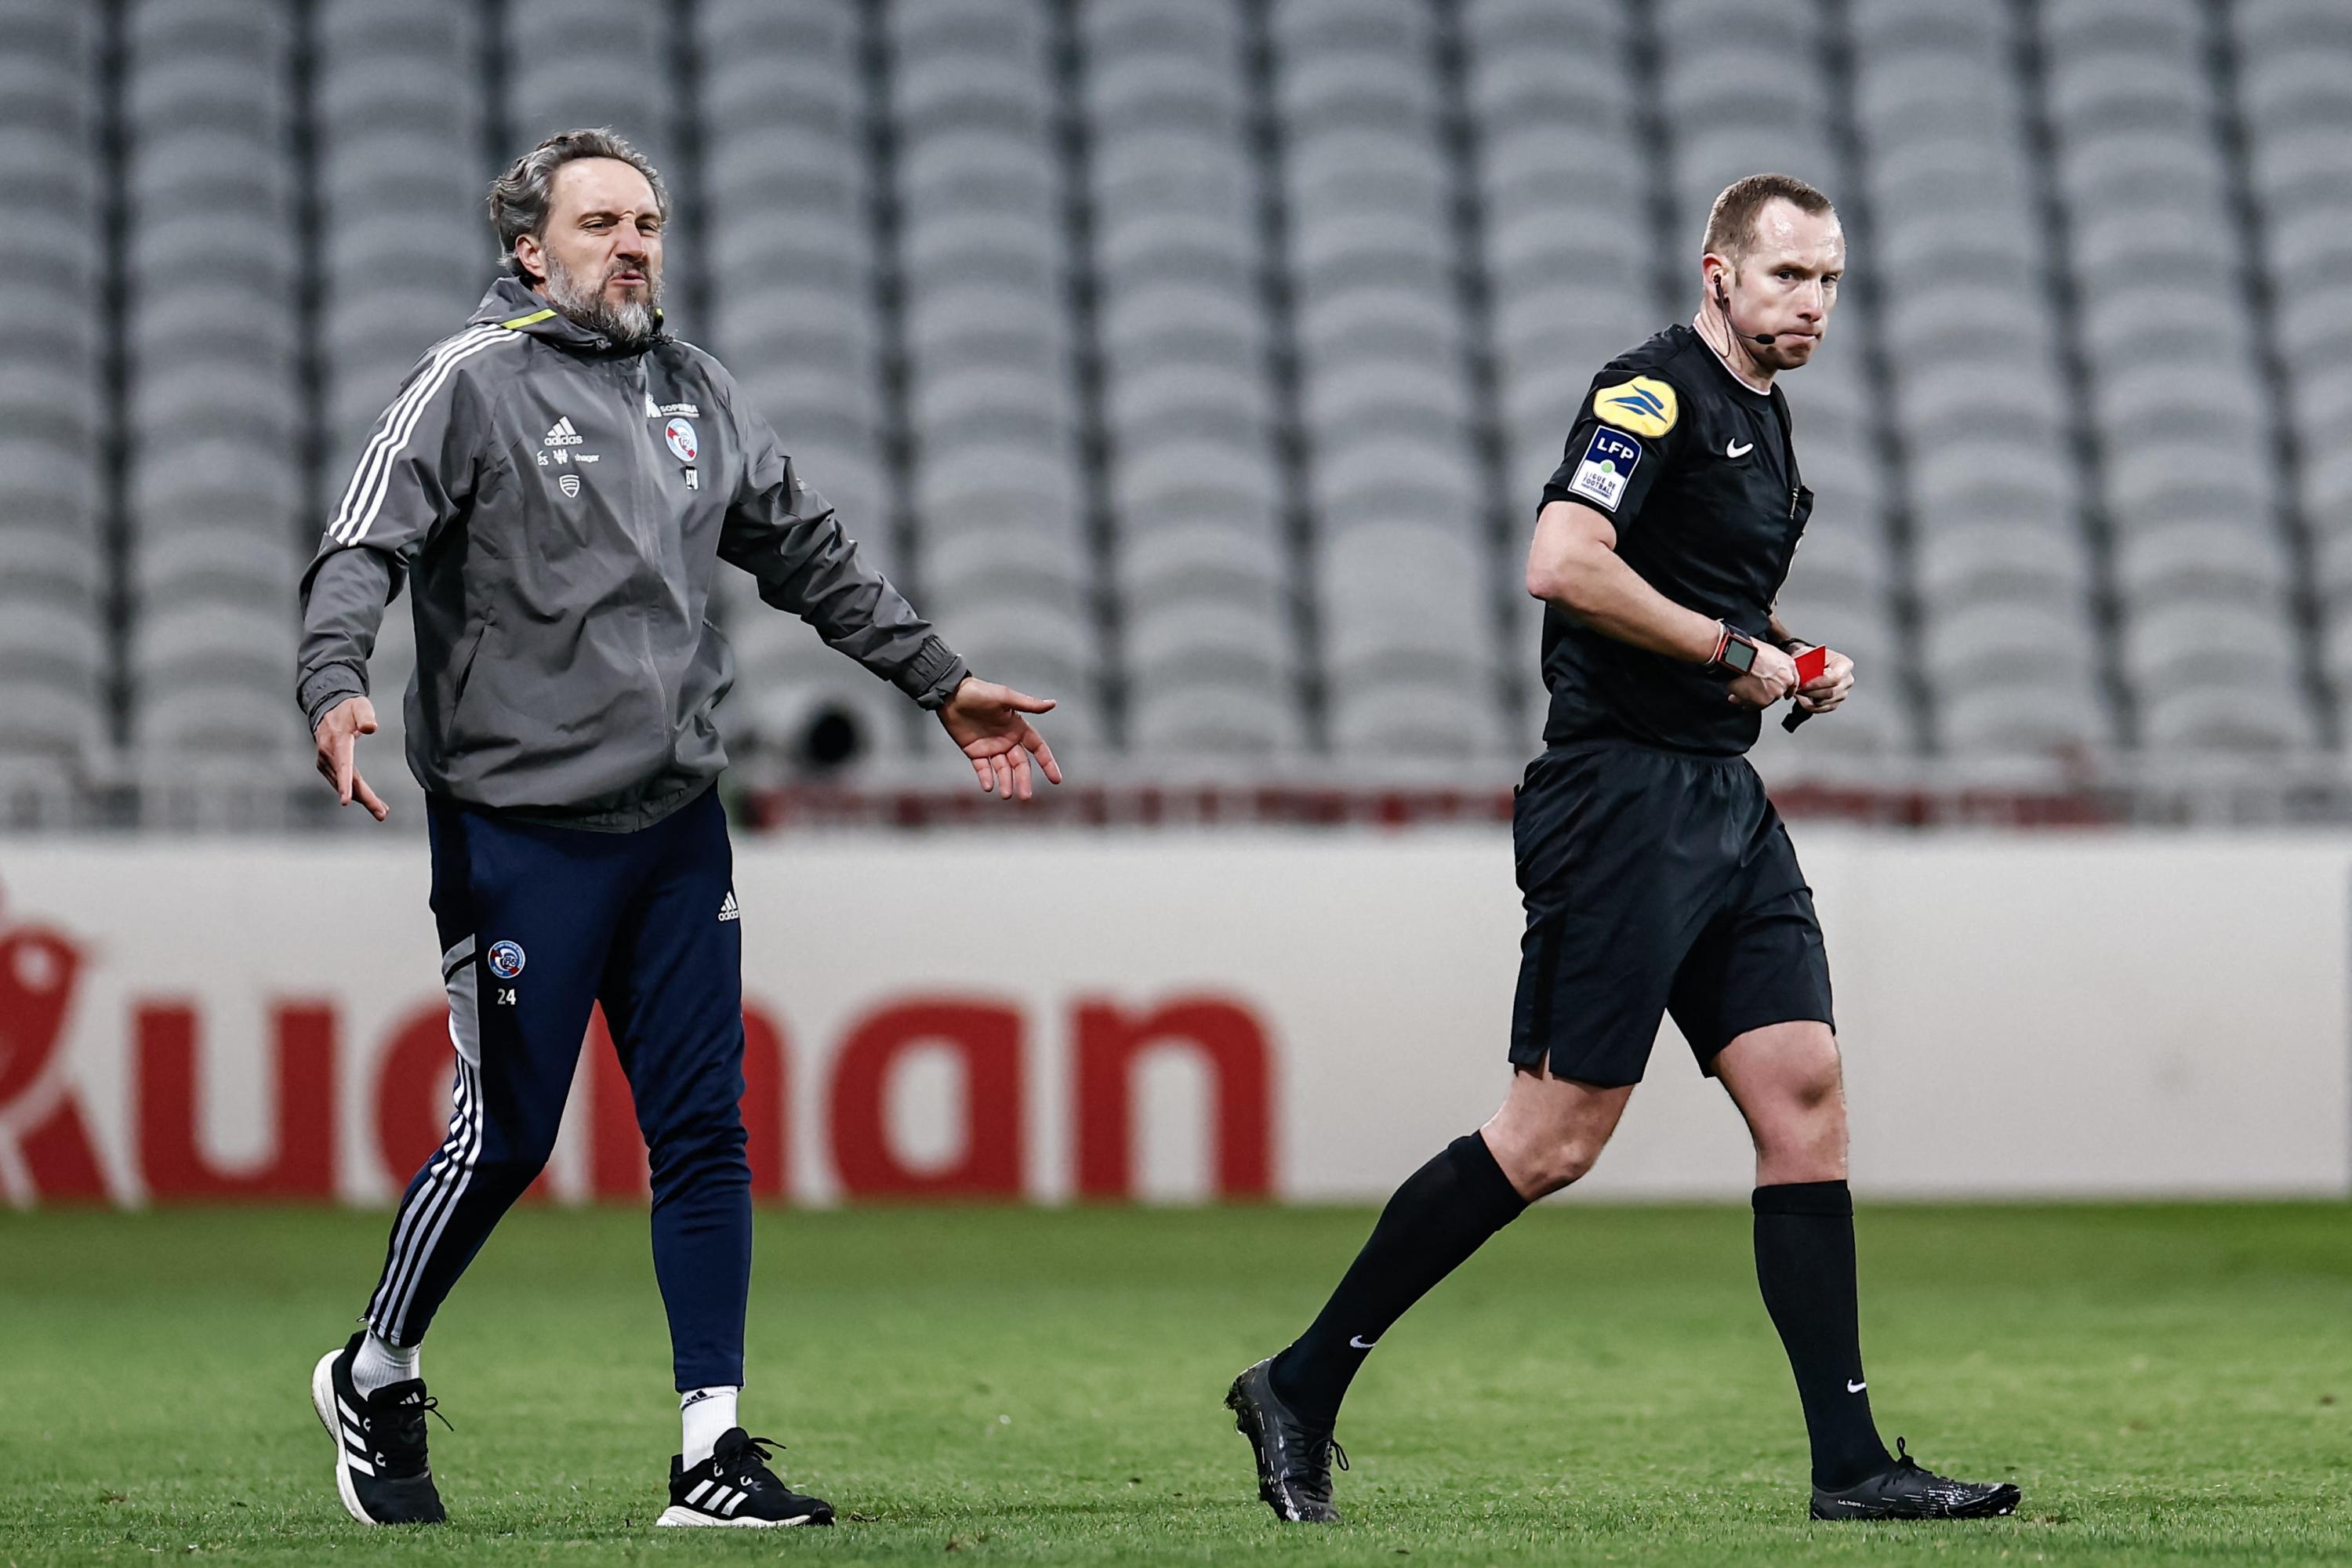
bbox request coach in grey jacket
[297,194,1054,826]
[295,130,1058,1532]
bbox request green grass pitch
[3,1203,2349,1565]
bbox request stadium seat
[503,0,674,173]
[16,0,2352,817]
[1466,0,1650,514]
[1924,602,2111,753]
[1319,523,1502,757]
[1939,681,2116,756]
[884,0,1101,744]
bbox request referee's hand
[938,677,1064,804]
[1724,643,1800,711]
[313,695,391,822]
[1792,648,1856,717]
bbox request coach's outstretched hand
[313,695,390,822]
[939,677,1063,803]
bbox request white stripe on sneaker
[686,1479,715,1505]
[723,1490,749,1517]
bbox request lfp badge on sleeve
[1567,427,1642,512]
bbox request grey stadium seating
[1084,0,1301,755]
[0,0,103,801]
[5,0,2352,822]
[122,0,305,796]
[701,0,909,768]
[1275,0,1501,756]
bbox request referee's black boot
[1809,1438,2020,1520]
[1226,1358,1346,1523]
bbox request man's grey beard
[543,252,663,349]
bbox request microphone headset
[1713,272,1777,347]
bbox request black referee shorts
[1508,740,1834,1087]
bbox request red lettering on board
[136,1001,337,1200]
[0,891,107,1200]
[829,1000,1023,1198]
[1075,996,1273,1200]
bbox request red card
[1794,644,1830,684]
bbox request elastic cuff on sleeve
[896,636,971,710]
[299,666,368,734]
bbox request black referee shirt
[1537,323,1815,757]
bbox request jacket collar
[468,275,667,355]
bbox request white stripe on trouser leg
[383,960,488,1333]
[366,945,480,1326]
[383,1061,482,1342]
[443,944,484,1071]
[372,945,485,1325]
[365,1054,476,1331]
[364,1060,469,1329]
[373,953,486,1338]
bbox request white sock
[351,1330,419,1398]
[681,1386,739,1468]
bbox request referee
[1227,175,2019,1523]
[295,130,1058,1530]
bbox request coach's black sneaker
[1810,1438,2021,1520]
[1226,1358,1347,1523]
[309,1333,448,1525]
[659,1428,835,1528]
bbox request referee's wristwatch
[1704,622,1763,677]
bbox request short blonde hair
[1702,173,1835,266]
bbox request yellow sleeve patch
[1592,376,1679,439]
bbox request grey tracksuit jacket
[296,278,967,830]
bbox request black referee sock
[1269,1132,1530,1423]
[1752,1180,1892,1490]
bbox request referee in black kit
[1227,176,2020,1524]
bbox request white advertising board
[0,830,2343,1207]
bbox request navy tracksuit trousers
[363,784,751,1392]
